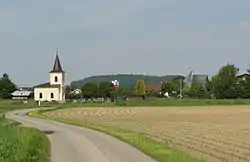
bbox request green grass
[2,98,249,162]
[0,100,50,162]
[0,123,50,162]
[30,109,204,162]
[41,98,250,109]
[115,98,250,106]
[28,98,250,162]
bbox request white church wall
[34,88,60,101]
[50,73,64,85]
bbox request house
[192,74,208,85]
[12,88,32,100]
[236,73,250,81]
[183,70,209,87]
[33,51,66,102]
[145,82,163,94]
[70,89,82,95]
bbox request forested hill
[70,74,184,88]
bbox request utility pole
[179,79,183,98]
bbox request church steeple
[50,49,64,73]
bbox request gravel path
[6,109,156,162]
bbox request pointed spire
[50,48,64,73]
[56,47,60,55]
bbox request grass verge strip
[0,117,50,162]
[0,101,50,162]
[29,109,204,162]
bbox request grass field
[0,100,50,162]
[41,105,250,162]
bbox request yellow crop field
[44,106,250,162]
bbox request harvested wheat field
[44,106,250,162]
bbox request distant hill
[70,74,184,88]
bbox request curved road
[6,109,156,162]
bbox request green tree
[182,86,191,97]
[160,81,167,96]
[161,81,174,96]
[81,82,99,99]
[119,87,134,98]
[211,64,239,99]
[189,76,211,99]
[162,76,184,98]
[65,85,71,94]
[0,73,17,99]
[205,77,213,97]
[234,76,250,98]
[135,79,146,99]
[190,83,207,98]
[65,85,72,99]
[98,82,114,99]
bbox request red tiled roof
[146,82,162,92]
[33,82,60,88]
[236,73,250,78]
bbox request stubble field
[44,105,250,162]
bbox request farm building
[145,82,162,94]
[11,89,32,100]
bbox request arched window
[55,76,58,82]
[51,93,54,99]
[39,93,43,99]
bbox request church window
[55,76,58,82]
[39,93,43,98]
[51,93,54,99]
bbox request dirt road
[6,109,156,162]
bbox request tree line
[0,63,249,100]
[161,64,250,99]
[67,64,250,100]
[70,74,180,89]
[0,73,16,99]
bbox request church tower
[49,49,66,101]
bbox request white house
[33,51,66,102]
[12,89,32,100]
[70,89,82,95]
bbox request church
[34,51,66,102]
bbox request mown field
[43,105,250,162]
[0,100,50,162]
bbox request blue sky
[1,0,250,86]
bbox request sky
[1,0,250,86]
